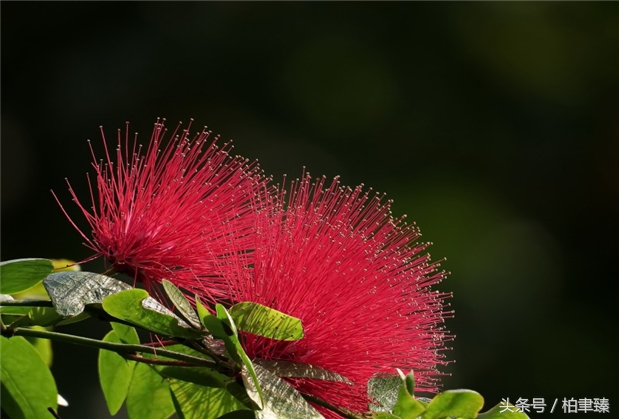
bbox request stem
[302,394,366,419]
[123,353,195,367]
[2,326,218,368]
[0,299,146,330]
[0,300,54,307]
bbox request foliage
[0,259,529,419]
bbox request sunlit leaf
[0,258,53,295]
[99,330,137,415]
[161,279,201,329]
[0,336,58,419]
[256,359,351,384]
[368,372,402,412]
[126,363,175,419]
[230,301,304,341]
[0,294,14,301]
[477,401,531,419]
[422,390,484,419]
[169,379,250,419]
[244,363,324,419]
[102,289,202,339]
[43,271,132,316]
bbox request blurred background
[2,2,617,418]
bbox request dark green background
[2,2,617,418]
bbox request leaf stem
[2,326,218,368]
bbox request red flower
[216,174,452,416]
[53,119,269,302]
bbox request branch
[2,326,218,368]
[0,299,54,307]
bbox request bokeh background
[2,2,617,418]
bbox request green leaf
[111,322,140,345]
[55,311,91,326]
[229,301,304,341]
[0,295,28,316]
[368,372,403,412]
[24,326,54,367]
[126,363,175,419]
[393,370,426,419]
[224,381,256,410]
[256,359,351,383]
[477,402,531,419]
[421,390,484,419]
[198,303,241,364]
[245,363,324,419]
[0,258,54,295]
[161,279,202,329]
[217,304,264,409]
[102,289,202,339]
[169,379,250,419]
[10,281,51,300]
[201,313,234,342]
[99,330,137,415]
[28,307,64,327]
[43,271,132,316]
[3,307,69,330]
[195,295,211,320]
[0,335,58,419]
[158,366,232,388]
[148,343,213,362]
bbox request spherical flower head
[215,173,452,417]
[53,119,270,301]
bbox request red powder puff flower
[53,119,269,302]
[215,173,452,417]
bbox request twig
[0,299,54,307]
[2,326,218,369]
